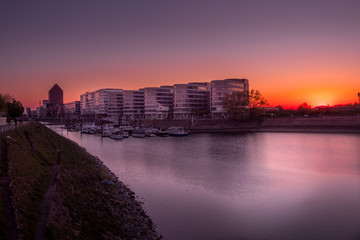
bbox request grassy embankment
[0,123,161,240]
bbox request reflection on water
[53,126,360,240]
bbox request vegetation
[0,93,11,112]
[249,89,269,109]
[6,99,24,123]
[263,101,360,118]
[0,123,161,240]
[222,91,249,120]
[0,93,24,123]
[248,89,269,119]
[222,89,269,120]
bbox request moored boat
[132,129,146,138]
[122,131,129,138]
[169,127,188,137]
[155,128,169,137]
[101,129,112,137]
[110,132,123,140]
[145,128,157,137]
[110,129,123,140]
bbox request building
[48,84,64,117]
[64,101,80,115]
[80,89,123,117]
[144,86,174,120]
[26,107,31,117]
[123,89,145,119]
[36,100,49,118]
[210,78,249,118]
[173,82,210,119]
[49,84,63,105]
[80,92,96,115]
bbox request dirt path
[35,148,61,240]
[35,165,60,240]
[0,139,18,240]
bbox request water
[52,126,360,240]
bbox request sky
[1,0,359,109]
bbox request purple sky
[1,0,359,108]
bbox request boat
[110,132,123,140]
[132,129,146,138]
[110,129,123,140]
[122,131,129,138]
[101,125,113,137]
[122,126,134,132]
[169,127,188,137]
[145,128,157,137]
[101,129,112,137]
[155,128,169,137]
[81,127,96,134]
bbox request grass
[0,123,160,240]
[1,125,53,239]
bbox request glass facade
[211,79,249,117]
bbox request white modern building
[211,78,249,118]
[144,86,174,120]
[64,101,80,115]
[123,89,145,119]
[80,89,123,117]
[173,82,210,119]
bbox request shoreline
[0,123,162,239]
[188,116,360,134]
[190,126,360,134]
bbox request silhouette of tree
[222,89,269,120]
[222,91,249,120]
[249,90,269,119]
[275,105,284,111]
[249,89,269,109]
[297,102,311,110]
[6,98,24,124]
[0,93,12,112]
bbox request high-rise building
[173,82,210,119]
[49,84,63,105]
[144,86,174,120]
[80,89,123,117]
[210,78,249,118]
[48,84,64,117]
[123,89,145,119]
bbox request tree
[296,102,312,116]
[248,89,269,119]
[6,98,24,124]
[222,89,269,120]
[0,93,11,112]
[275,105,284,111]
[297,102,311,110]
[249,89,269,109]
[222,91,249,120]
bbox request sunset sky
[1,0,359,109]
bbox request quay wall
[139,116,360,133]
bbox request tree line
[222,89,269,120]
[0,93,24,124]
[222,90,359,120]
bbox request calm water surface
[53,126,360,240]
